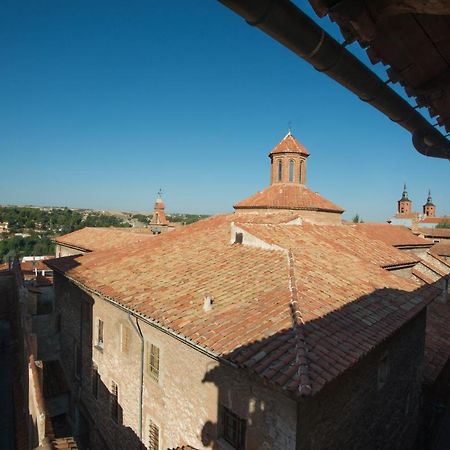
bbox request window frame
[221,406,246,450]
[96,318,104,349]
[288,159,295,182]
[145,342,160,382]
[277,159,283,182]
[147,417,160,450]
[110,380,119,422]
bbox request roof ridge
[287,249,312,396]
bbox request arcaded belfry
[234,130,344,224]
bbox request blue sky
[1,0,448,221]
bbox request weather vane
[288,121,292,134]
[157,188,163,199]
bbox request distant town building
[149,190,174,234]
[388,185,448,229]
[0,221,8,233]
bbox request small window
[234,232,243,244]
[74,342,81,379]
[92,363,99,399]
[299,160,303,183]
[146,343,160,382]
[97,319,104,348]
[110,381,119,422]
[277,159,283,182]
[221,406,246,450]
[121,325,130,354]
[377,353,389,390]
[288,159,294,182]
[148,419,160,450]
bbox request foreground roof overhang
[217,0,450,160]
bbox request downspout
[128,313,144,441]
[218,0,450,160]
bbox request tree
[352,214,360,223]
[436,219,450,229]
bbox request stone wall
[297,310,426,450]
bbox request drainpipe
[218,0,450,160]
[128,313,144,441]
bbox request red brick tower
[397,184,412,214]
[423,190,436,217]
[269,130,310,185]
[149,190,169,233]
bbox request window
[120,325,130,354]
[299,160,304,183]
[277,159,282,182]
[377,353,389,390]
[96,318,104,348]
[92,363,99,398]
[146,343,160,382]
[147,419,159,450]
[74,343,81,379]
[221,406,246,450]
[288,159,294,182]
[110,381,119,422]
[234,232,243,244]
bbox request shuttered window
[148,419,159,450]
[146,343,160,382]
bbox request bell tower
[269,130,310,185]
[423,190,436,217]
[397,183,412,214]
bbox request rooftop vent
[203,296,214,313]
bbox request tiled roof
[233,184,344,213]
[352,223,433,247]
[269,132,309,156]
[54,227,153,252]
[416,228,450,239]
[239,222,419,269]
[420,217,449,224]
[47,215,439,396]
[52,437,78,449]
[394,212,418,219]
[431,242,450,257]
[424,301,450,386]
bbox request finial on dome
[288,121,292,135]
[157,188,163,201]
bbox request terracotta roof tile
[54,227,153,252]
[353,223,433,247]
[47,215,439,396]
[269,132,309,156]
[416,228,450,239]
[424,301,450,386]
[420,217,450,224]
[233,184,344,213]
[431,242,450,257]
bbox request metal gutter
[218,0,450,160]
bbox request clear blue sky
[1,0,448,221]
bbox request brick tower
[397,184,412,214]
[423,190,436,217]
[269,130,310,185]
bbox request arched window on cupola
[277,159,283,182]
[299,160,304,183]
[288,160,295,182]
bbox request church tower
[397,184,412,214]
[149,190,169,234]
[269,130,309,185]
[423,190,436,217]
